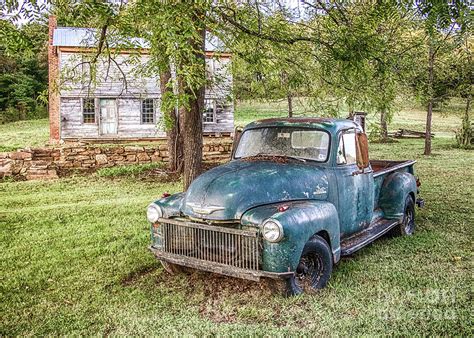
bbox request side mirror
[356,132,369,169]
[231,127,243,158]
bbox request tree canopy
[0,18,48,123]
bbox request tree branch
[215,6,331,49]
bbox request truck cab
[147,118,421,295]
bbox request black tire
[390,196,415,236]
[160,261,193,275]
[284,235,333,296]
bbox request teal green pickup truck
[147,118,423,295]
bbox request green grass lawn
[1,107,473,335]
[0,119,50,152]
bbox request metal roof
[53,27,225,52]
[53,27,150,48]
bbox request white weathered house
[48,16,234,142]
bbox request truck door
[334,129,374,237]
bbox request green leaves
[0,19,48,123]
[415,0,470,36]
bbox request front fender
[379,172,417,220]
[152,192,184,218]
[241,200,340,273]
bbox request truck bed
[341,160,417,256]
[371,160,416,213]
[371,160,416,177]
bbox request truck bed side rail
[371,160,416,178]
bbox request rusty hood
[181,159,329,221]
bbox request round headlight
[147,204,162,223]
[262,219,284,242]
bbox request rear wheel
[284,235,333,296]
[391,196,415,236]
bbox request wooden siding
[59,52,160,97]
[61,97,166,139]
[117,98,165,138]
[203,100,234,133]
[61,97,99,138]
[205,57,233,98]
[58,51,234,138]
[203,57,234,133]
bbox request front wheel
[285,235,333,296]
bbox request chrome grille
[155,218,261,271]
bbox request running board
[340,218,399,256]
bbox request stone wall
[0,137,233,180]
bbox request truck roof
[244,117,359,133]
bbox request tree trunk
[160,67,183,173]
[457,94,472,147]
[380,107,388,141]
[287,93,293,118]
[424,43,435,155]
[378,73,388,141]
[182,86,204,190]
[464,95,472,146]
[425,100,433,155]
[181,28,206,190]
[465,95,471,121]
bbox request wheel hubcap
[294,253,323,292]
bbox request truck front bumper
[149,246,293,282]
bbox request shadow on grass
[121,264,158,286]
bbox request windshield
[234,127,330,162]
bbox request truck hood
[181,159,329,221]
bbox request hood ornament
[188,203,225,215]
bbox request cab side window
[337,130,357,165]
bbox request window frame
[140,98,156,124]
[290,130,329,151]
[82,97,96,124]
[336,128,357,165]
[203,98,217,124]
[233,126,332,163]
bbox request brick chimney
[48,15,60,143]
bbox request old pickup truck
[147,118,423,295]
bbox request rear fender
[379,172,417,220]
[241,201,340,273]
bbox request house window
[203,99,215,123]
[83,98,96,123]
[141,99,155,124]
[203,99,222,124]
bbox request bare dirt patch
[152,268,276,324]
